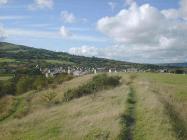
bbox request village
[38,65,187,78]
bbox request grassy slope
[45,59,75,65]
[0,74,129,140]
[0,73,186,140]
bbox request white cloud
[161,9,179,19]
[0,16,29,20]
[108,2,116,11]
[61,11,76,24]
[0,26,7,41]
[161,0,187,20]
[69,45,99,57]
[180,0,187,20]
[0,0,8,5]
[28,0,53,10]
[125,0,135,6]
[6,28,57,39]
[6,27,107,42]
[96,2,187,63]
[60,26,73,38]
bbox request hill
[0,42,160,74]
[159,63,187,67]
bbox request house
[127,68,138,73]
[159,69,168,73]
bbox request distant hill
[159,63,187,67]
[0,42,162,73]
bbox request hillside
[0,73,186,140]
[0,42,160,74]
[159,63,187,67]
[0,42,130,67]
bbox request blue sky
[0,0,186,63]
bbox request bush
[16,77,34,95]
[54,73,73,84]
[0,80,15,97]
[41,91,57,104]
[32,76,48,91]
[64,74,121,102]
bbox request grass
[0,74,13,81]
[45,59,75,65]
[0,58,16,63]
[0,76,12,81]
[63,74,121,101]
[119,86,136,140]
[0,96,17,121]
[0,74,128,140]
[0,73,187,140]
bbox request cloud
[60,26,73,38]
[6,28,57,39]
[68,42,187,63]
[0,26,7,41]
[161,0,187,20]
[61,11,76,24]
[6,27,107,42]
[69,45,99,57]
[108,2,116,11]
[125,0,135,6]
[96,2,187,63]
[0,0,8,5]
[0,16,29,20]
[161,9,179,19]
[180,0,187,20]
[28,0,53,10]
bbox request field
[0,73,187,140]
[45,60,75,65]
[0,58,16,63]
[0,74,13,81]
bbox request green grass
[119,86,136,140]
[0,58,16,63]
[45,59,75,65]
[0,76,12,81]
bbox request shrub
[41,91,57,104]
[54,73,73,84]
[32,76,48,91]
[16,77,34,95]
[0,80,15,97]
[63,74,121,102]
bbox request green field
[45,59,75,65]
[0,73,187,140]
[0,58,16,63]
[0,74,13,81]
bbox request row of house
[39,66,143,78]
[37,65,187,78]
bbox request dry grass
[0,96,17,121]
[0,74,129,140]
[134,79,176,140]
[0,73,186,140]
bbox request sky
[0,0,187,64]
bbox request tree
[32,76,48,91]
